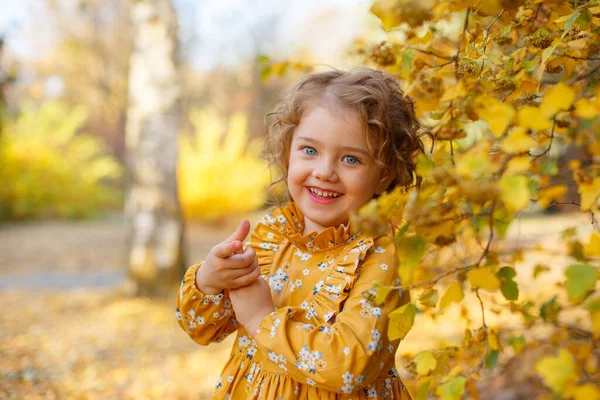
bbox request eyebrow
[295,136,371,156]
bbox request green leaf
[575,8,592,30]
[256,54,270,63]
[533,263,551,279]
[565,263,597,303]
[436,376,466,400]
[493,208,512,239]
[497,266,517,280]
[415,380,430,400]
[485,350,500,370]
[541,160,558,176]
[501,280,519,301]
[561,9,580,40]
[430,110,448,120]
[416,154,435,177]
[584,297,600,312]
[397,223,411,238]
[500,24,512,35]
[508,335,526,354]
[520,56,540,72]
[541,296,560,322]
[260,66,272,82]
[401,50,414,74]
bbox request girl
[177,68,424,399]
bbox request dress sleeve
[176,263,238,345]
[252,236,410,393]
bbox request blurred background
[0,1,593,399]
[0,0,387,398]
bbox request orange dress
[177,203,412,399]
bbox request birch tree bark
[125,0,184,296]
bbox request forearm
[176,263,238,345]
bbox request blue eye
[302,147,317,156]
[343,155,360,164]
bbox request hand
[195,220,260,295]
[230,277,275,335]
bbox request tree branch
[475,289,490,372]
[548,201,599,231]
[569,61,600,84]
[528,118,556,160]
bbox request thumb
[226,219,251,244]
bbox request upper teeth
[310,188,340,198]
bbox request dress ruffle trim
[261,202,361,253]
[250,203,377,324]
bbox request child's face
[287,105,386,235]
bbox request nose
[312,158,338,182]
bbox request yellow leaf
[578,177,600,210]
[589,142,600,157]
[584,232,600,257]
[478,0,502,15]
[468,268,501,291]
[369,0,402,31]
[411,31,434,45]
[455,141,491,179]
[388,303,416,341]
[591,310,600,339]
[518,106,553,131]
[500,174,530,213]
[419,288,439,308]
[574,98,598,119]
[396,236,428,288]
[535,349,578,394]
[488,329,503,352]
[441,80,467,103]
[476,96,515,137]
[439,281,464,310]
[565,384,600,400]
[375,284,393,305]
[541,82,577,117]
[506,156,531,173]
[537,185,568,209]
[501,127,538,154]
[413,351,437,376]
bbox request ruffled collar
[265,202,363,253]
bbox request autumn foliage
[348,0,600,398]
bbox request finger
[230,265,261,288]
[223,245,256,268]
[212,240,243,258]
[225,220,251,244]
[228,255,258,280]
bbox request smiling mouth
[308,187,342,198]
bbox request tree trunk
[124,0,185,296]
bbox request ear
[375,168,396,195]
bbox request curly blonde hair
[265,68,424,201]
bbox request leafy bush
[0,101,122,220]
[178,109,270,220]
[347,0,600,398]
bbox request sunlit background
[0,1,595,399]
[0,1,391,397]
